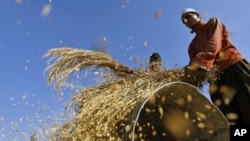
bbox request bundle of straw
[44,47,216,141]
[44,47,132,92]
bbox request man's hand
[185,65,208,79]
[184,65,197,78]
[184,65,208,88]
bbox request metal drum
[125,82,229,141]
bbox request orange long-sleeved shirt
[188,18,244,72]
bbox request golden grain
[44,47,217,140]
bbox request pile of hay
[44,47,215,141]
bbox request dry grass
[44,47,131,92]
[44,47,216,141]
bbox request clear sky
[0,0,250,140]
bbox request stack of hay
[44,47,215,141]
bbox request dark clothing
[188,18,244,72]
[210,59,250,125]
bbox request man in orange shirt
[181,8,250,125]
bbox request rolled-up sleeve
[190,18,223,70]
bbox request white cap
[181,8,199,17]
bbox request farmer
[149,52,162,72]
[181,8,250,125]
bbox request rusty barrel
[124,82,229,141]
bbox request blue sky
[0,0,250,140]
